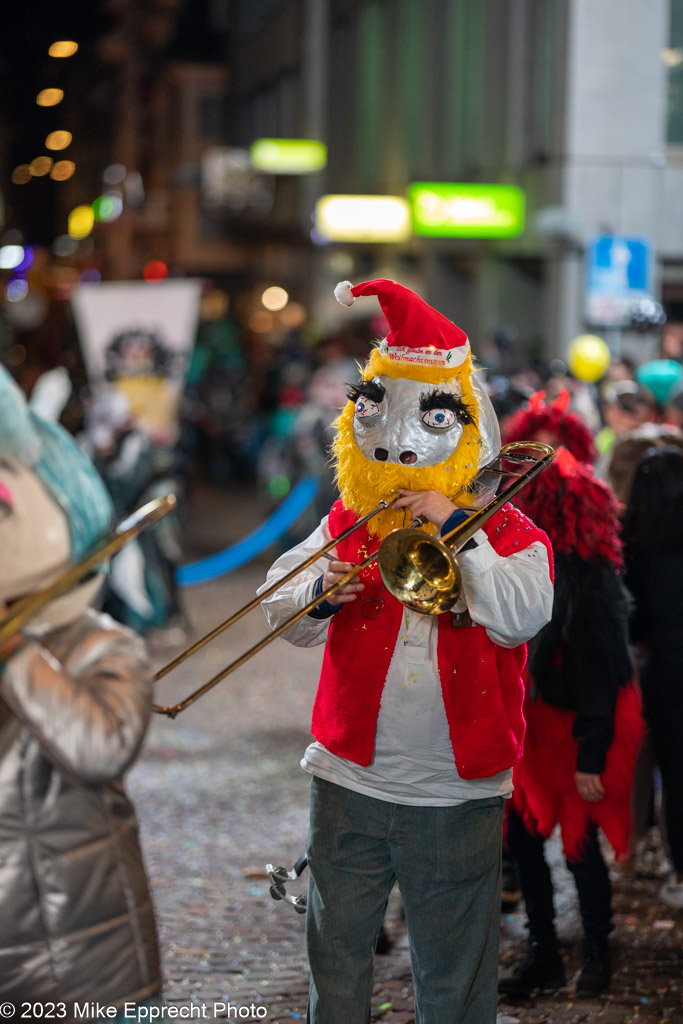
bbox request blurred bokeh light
[68,205,95,240]
[48,41,79,58]
[11,165,32,185]
[261,286,289,311]
[29,157,53,177]
[5,276,29,302]
[103,164,127,185]
[36,88,64,107]
[0,246,25,270]
[92,194,123,222]
[45,131,73,151]
[50,160,76,182]
[142,260,169,282]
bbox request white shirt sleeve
[258,519,553,651]
[258,517,337,647]
[456,533,553,648]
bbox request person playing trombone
[260,280,554,1024]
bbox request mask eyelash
[346,378,386,404]
[419,389,474,425]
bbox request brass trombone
[151,440,553,717]
[0,443,553,720]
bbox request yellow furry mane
[332,347,482,537]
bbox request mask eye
[422,408,456,429]
[355,397,381,419]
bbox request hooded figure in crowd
[259,280,554,1024]
[0,366,162,1009]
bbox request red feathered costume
[503,388,597,466]
[510,446,643,860]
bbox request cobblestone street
[128,485,683,1024]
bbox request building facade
[224,0,683,367]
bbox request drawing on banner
[71,280,202,444]
[103,325,179,440]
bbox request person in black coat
[622,446,683,908]
[499,394,642,1001]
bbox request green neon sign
[408,182,525,238]
[250,138,327,174]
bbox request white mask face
[0,457,102,632]
[0,457,71,605]
[351,377,468,467]
[351,374,501,471]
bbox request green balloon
[635,360,683,405]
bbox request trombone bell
[378,529,462,615]
[377,441,555,616]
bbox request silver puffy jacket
[0,608,161,1005]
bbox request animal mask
[332,280,501,536]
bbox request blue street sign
[585,235,652,327]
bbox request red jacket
[311,500,553,780]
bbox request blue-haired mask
[0,367,113,563]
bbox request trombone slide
[153,441,554,713]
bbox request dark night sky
[0,1,112,241]
[0,0,224,244]
[0,2,108,149]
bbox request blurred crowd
[181,311,683,502]
[9,305,683,655]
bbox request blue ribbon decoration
[175,477,319,586]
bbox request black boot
[498,938,566,999]
[575,936,610,998]
[374,922,393,955]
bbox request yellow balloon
[566,334,611,383]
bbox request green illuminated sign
[250,138,327,174]
[408,183,525,238]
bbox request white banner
[71,279,201,444]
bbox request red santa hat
[334,278,470,369]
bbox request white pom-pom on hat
[334,280,355,306]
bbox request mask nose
[399,451,417,465]
[0,481,13,516]
[374,448,389,461]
